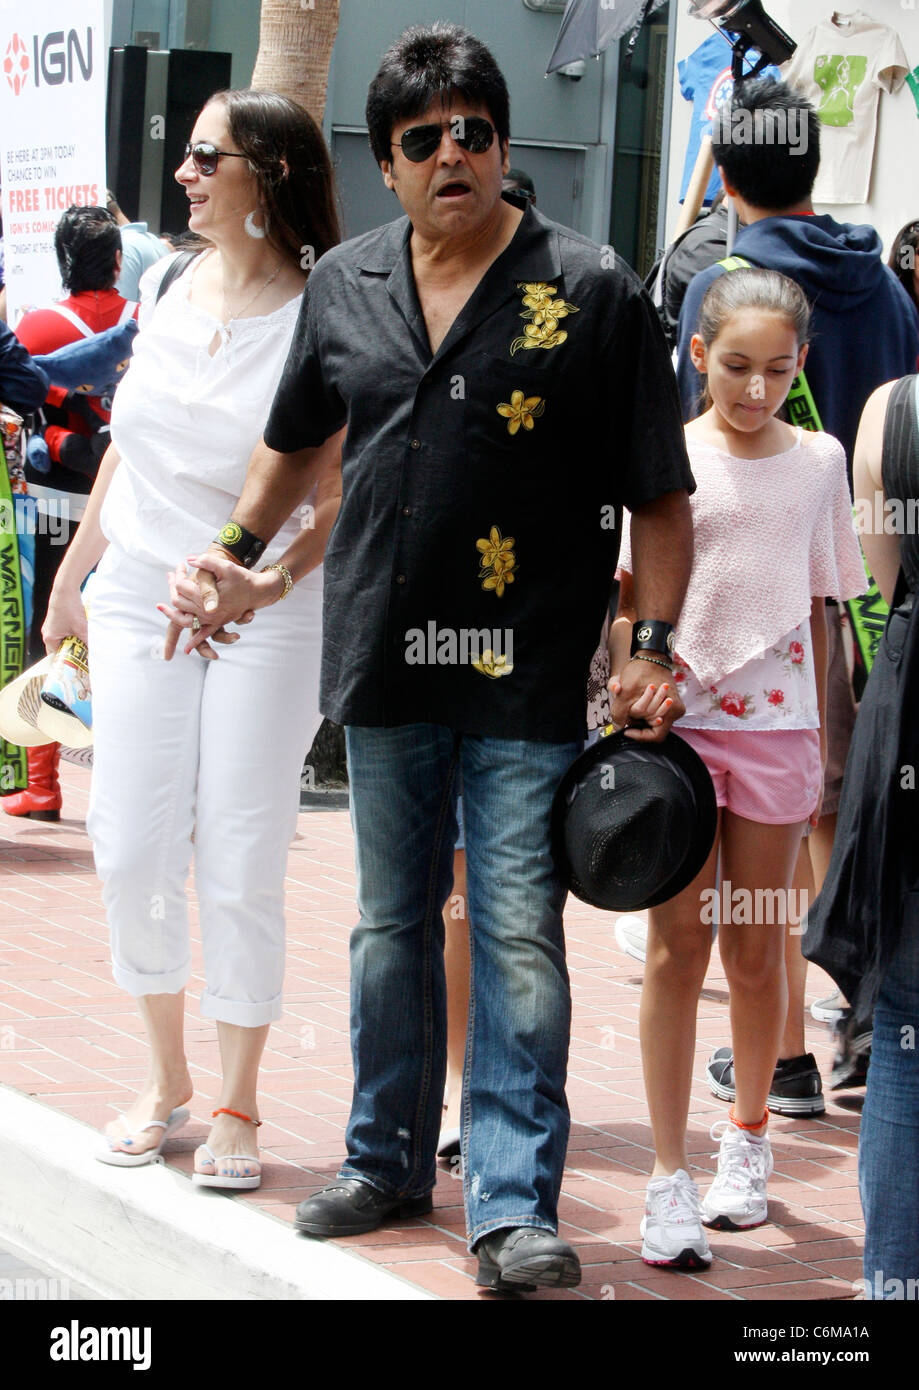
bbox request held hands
[607,657,685,743]
[157,550,279,660]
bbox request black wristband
[630,619,675,659]
[213,521,266,569]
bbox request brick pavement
[0,763,863,1301]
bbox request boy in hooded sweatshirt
[675,77,919,1113]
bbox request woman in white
[43,90,343,1188]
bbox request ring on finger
[192,616,201,633]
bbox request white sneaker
[615,914,718,966]
[641,1169,712,1269]
[614,915,648,964]
[810,988,850,1023]
[701,1120,774,1231]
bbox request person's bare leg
[196,1022,270,1179]
[105,992,192,1154]
[442,849,470,1133]
[808,812,836,897]
[780,837,814,1059]
[643,816,721,1176]
[719,814,806,1127]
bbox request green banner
[0,434,27,792]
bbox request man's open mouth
[436,181,471,199]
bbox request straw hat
[0,655,93,750]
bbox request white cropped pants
[86,544,323,1026]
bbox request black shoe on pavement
[706,1046,826,1116]
[294,1178,433,1237]
[829,1016,872,1091]
[475,1227,581,1292]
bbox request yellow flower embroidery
[510,281,579,355]
[477,526,517,598]
[496,389,545,435]
[472,649,514,679]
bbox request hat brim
[0,658,57,747]
[60,744,93,768]
[552,728,718,912]
[35,700,93,748]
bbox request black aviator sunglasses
[391,116,496,164]
[183,141,250,176]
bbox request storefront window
[610,2,672,277]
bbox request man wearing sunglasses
[190,22,694,1292]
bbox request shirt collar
[357,198,563,363]
[356,197,562,280]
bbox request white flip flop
[96,1107,190,1167]
[193,1145,261,1190]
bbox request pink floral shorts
[675,726,821,824]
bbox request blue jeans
[859,901,919,1298]
[340,723,580,1247]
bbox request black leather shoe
[475,1227,581,1292]
[829,1015,872,1090]
[295,1178,433,1237]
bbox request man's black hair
[366,23,510,167]
[55,205,121,293]
[712,77,821,211]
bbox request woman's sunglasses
[183,141,250,176]
[392,116,496,164]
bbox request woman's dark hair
[160,229,211,253]
[207,89,341,268]
[55,206,122,293]
[366,23,510,166]
[695,267,812,412]
[889,220,919,312]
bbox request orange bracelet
[212,1107,262,1126]
[729,1105,769,1131]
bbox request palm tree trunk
[250,0,340,123]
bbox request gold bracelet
[261,561,293,600]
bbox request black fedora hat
[551,729,717,912]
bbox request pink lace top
[617,429,868,723]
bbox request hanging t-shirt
[782,10,909,205]
[678,31,780,205]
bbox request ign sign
[3,27,92,95]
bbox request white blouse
[103,252,313,570]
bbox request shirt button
[410,438,421,450]
[402,506,413,517]
[395,573,406,585]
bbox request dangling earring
[244,211,265,240]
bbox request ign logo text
[3,28,93,96]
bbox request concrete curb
[0,1087,434,1301]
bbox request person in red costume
[6,206,138,821]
